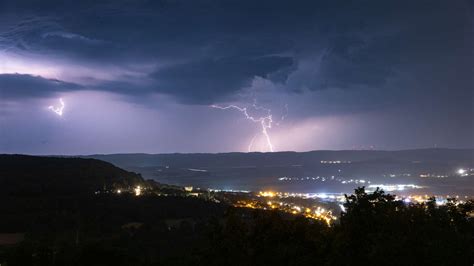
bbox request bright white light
[134,186,142,196]
[368,184,422,192]
[457,169,466,175]
[318,193,328,199]
[48,98,65,116]
[339,204,346,212]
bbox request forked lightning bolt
[211,103,274,152]
[48,98,65,116]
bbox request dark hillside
[0,155,145,196]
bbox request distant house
[0,233,24,246]
[121,222,144,230]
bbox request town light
[457,169,466,175]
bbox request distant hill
[0,155,145,196]
[87,148,474,169]
[84,149,474,194]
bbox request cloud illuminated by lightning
[48,98,65,116]
[211,102,275,152]
[276,103,288,126]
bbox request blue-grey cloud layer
[0,0,472,153]
[1,0,470,105]
[0,74,82,99]
[151,56,294,103]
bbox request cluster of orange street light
[232,191,337,225]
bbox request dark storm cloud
[0,0,472,108]
[0,0,472,153]
[0,74,82,99]
[151,56,294,104]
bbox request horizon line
[2,147,473,157]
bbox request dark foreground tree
[328,187,473,266]
[202,187,473,266]
[1,187,472,266]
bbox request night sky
[0,0,472,154]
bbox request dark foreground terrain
[0,155,472,265]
